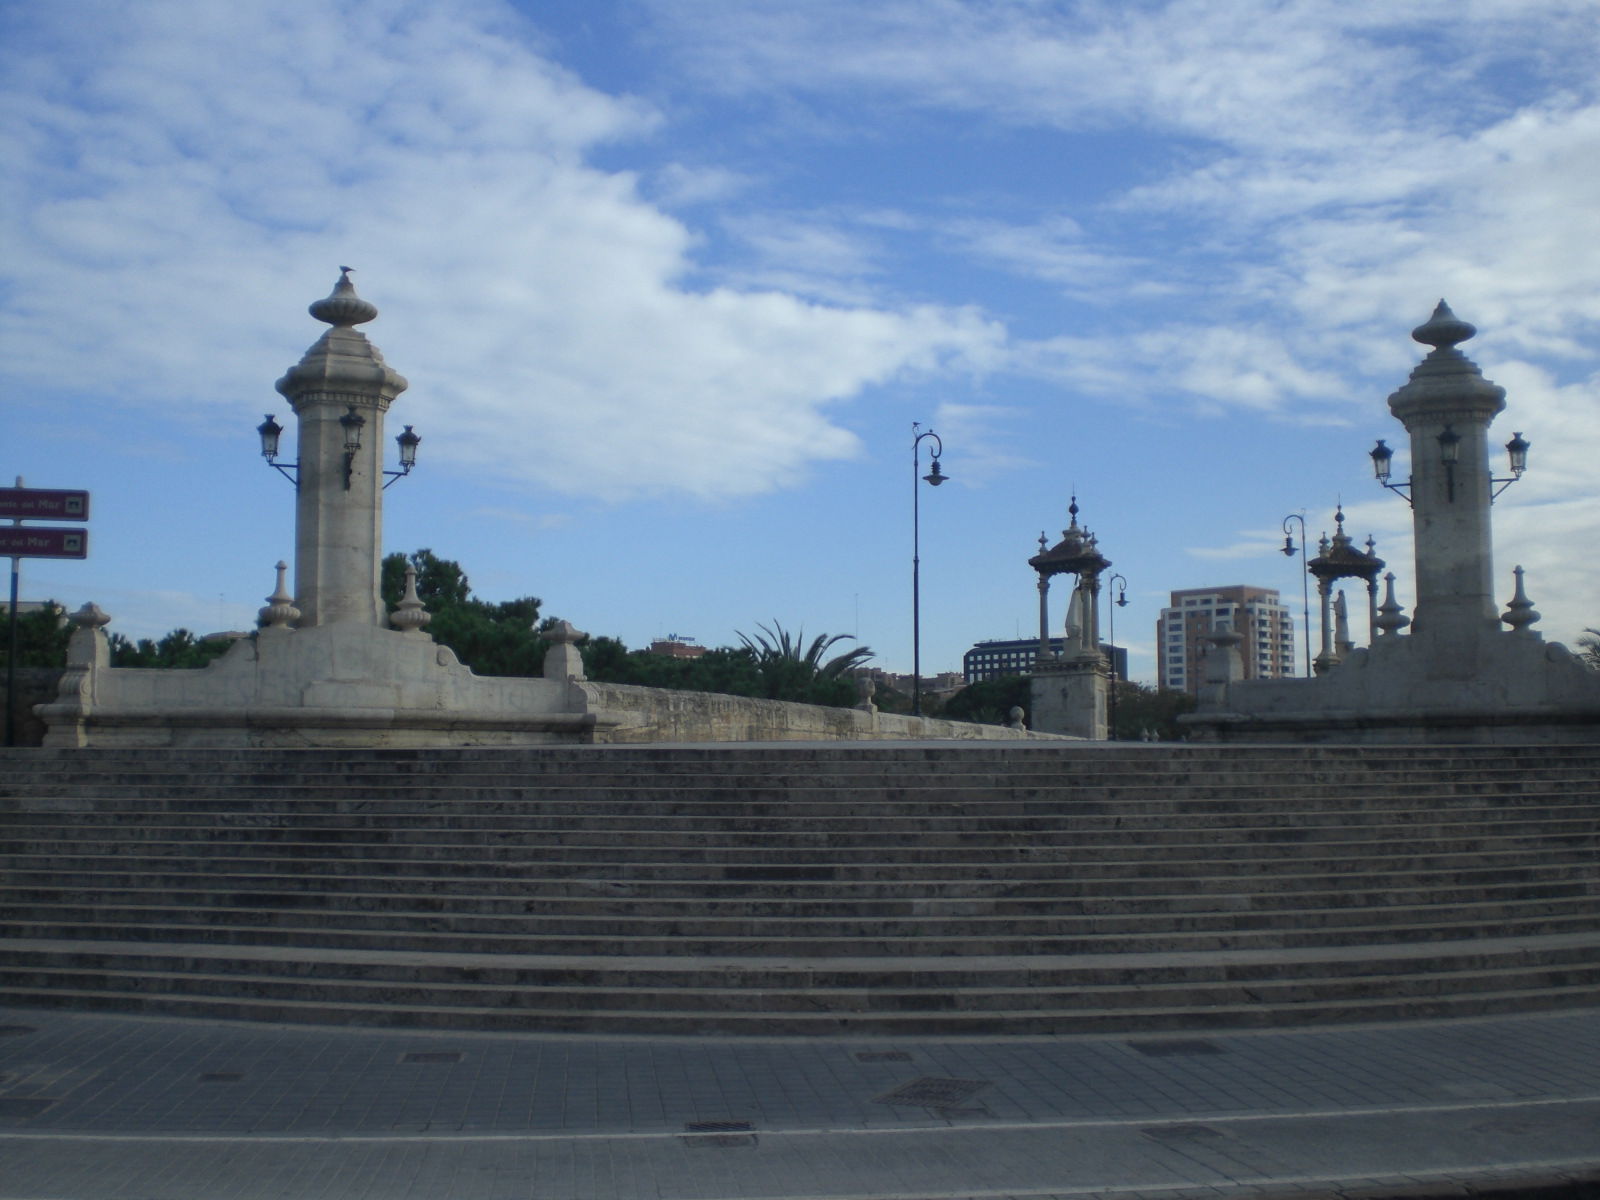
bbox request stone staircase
[2,743,1599,1034]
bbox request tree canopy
[380,548,548,677]
[110,629,234,669]
[0,602,71,669]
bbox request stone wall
[36,620,1061,747]
[581,681,1050,743]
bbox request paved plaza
[2,1005,1599,1199]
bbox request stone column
[1314,580,1336,675]
[1386,302,1506,641]
[1036,573,1051,662]
[274,271,408,628]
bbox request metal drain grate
[874,1077,990,1108]
[1141,1122,1228,1142]
[1128,1039,1223,1057]
[681,1120,758,1147]
[854,1050,913,1063]
[0,1026,37,1037]
[401,1051,463,1064]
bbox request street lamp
[1106,573,1127,739]
[911,421,946,717]
[256,412,421,490]
[1370,430,1528,506]
[1281,512,1312,677]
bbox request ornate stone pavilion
[1027,498,1111,739]
[1187,303,1600,743]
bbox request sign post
[4,481,91,746]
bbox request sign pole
[6,475,21,747]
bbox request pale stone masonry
[1187,303,1600,743]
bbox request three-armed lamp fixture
[1369,429,1527,506]
[257,412,421,491]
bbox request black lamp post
[911,422,946,717]
[1281,512,1312,677]
[339,406,366,490]
[1106,573,1127,739]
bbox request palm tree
[1579,629,1600,670]
[735,622,874,702]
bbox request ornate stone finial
[258,561,301,631]
[389,565,432,634]
[1067,495,1080,527]
[1038,531,1048,553]
[543,619,588,681]
[1375,572,1410,636]
[1006,705,1027,731]
[1412,300,1476,352]
[64,602,112,669]
[70,602,111,631]
[308,267,379,328]
[1501,565,1541,634]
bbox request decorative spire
[258,561,301,631]
[308,267,379,328]
[1411,300,1475,353]
[389,565,432,634]
[1501,565,1540,634]
[1375,572,1410,636]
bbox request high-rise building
[1157,586,1296,693]
[963,638,1128,684]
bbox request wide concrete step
[11,960,1600,1016]
[4,933,1600,1033]
[9,907,1599,956]
[8,865,1590,906]
[10,841,1599,879]
[4,741,1595,766]
[13,857,1595,904]
[3,878,1594,919]
[6,776,1596,806]
[5,799,1595,831]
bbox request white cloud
[930,401,1036,485]
[0,0,1002,503]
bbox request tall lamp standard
[1105,573,1127,739]
[911,422,947,717]
[1281,513,1312,677]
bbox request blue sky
[4,0,1598,683]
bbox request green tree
[0,602,71,669]
[941,675,1030,725]
[109,628,234,669]
[380,549,546,677]
[1110,680,1196,741]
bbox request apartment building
[1157,586,1296,693]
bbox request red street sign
[0,488,90,521]
[0,527,88,559]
